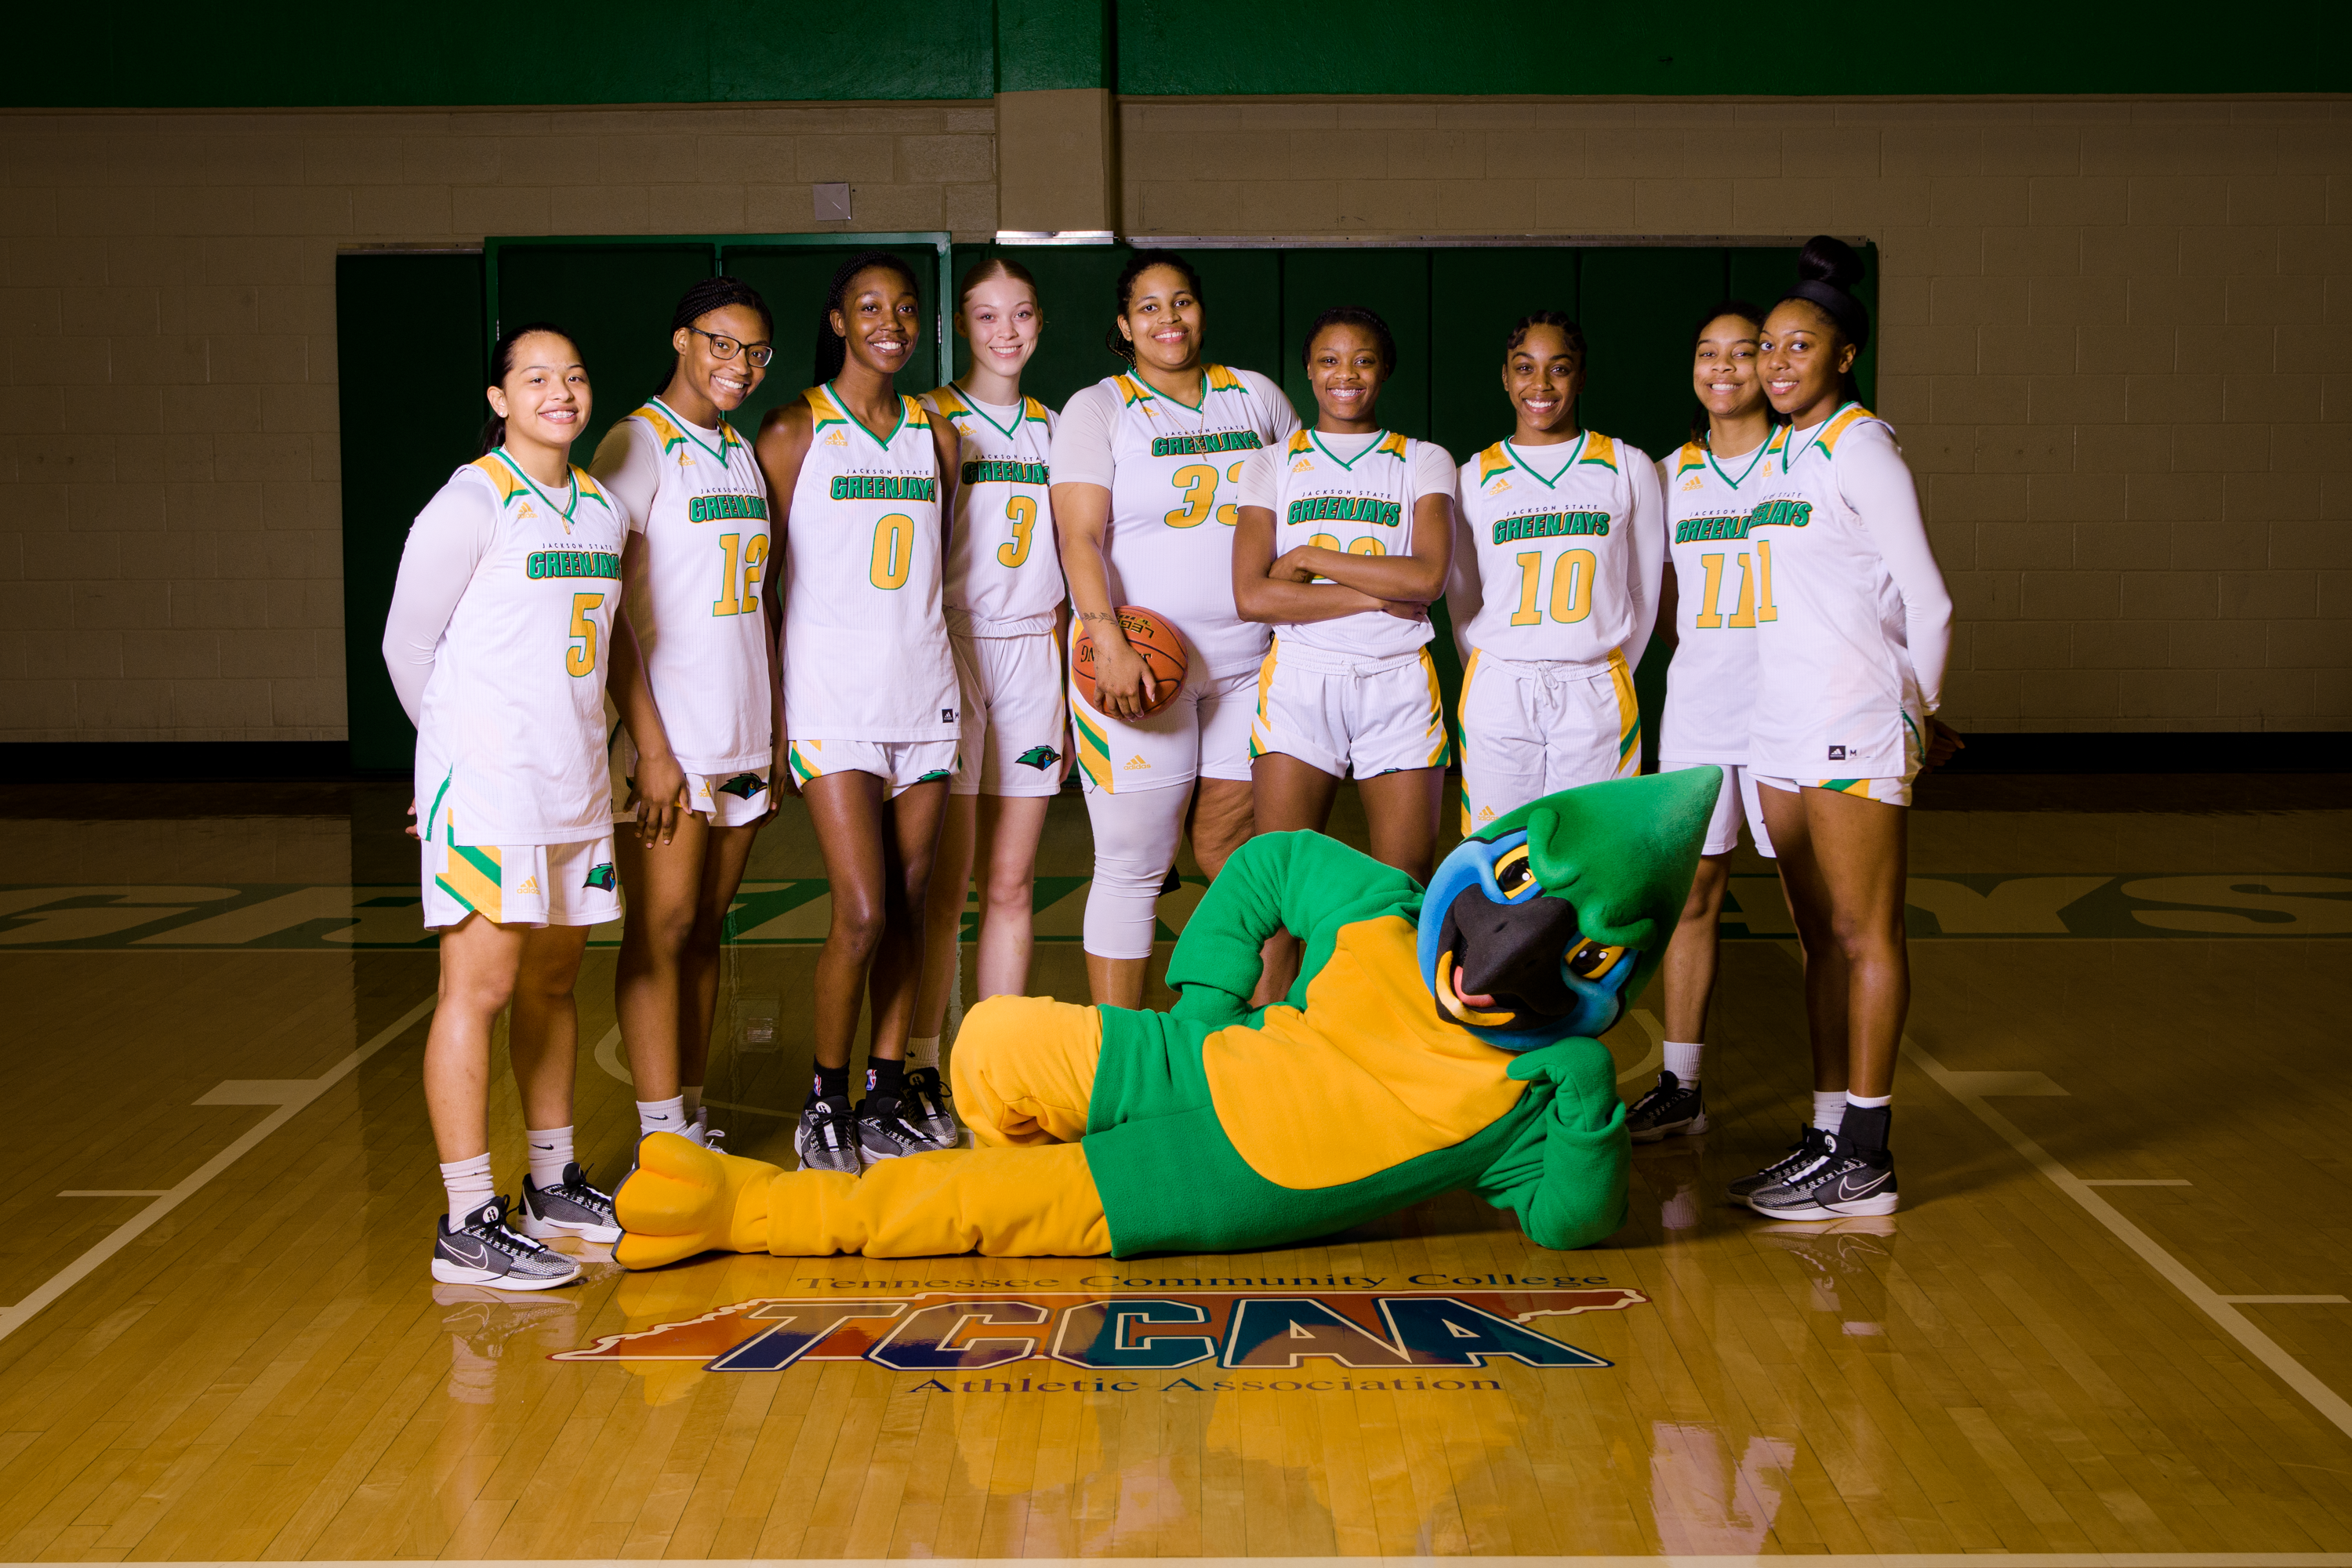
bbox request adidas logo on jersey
[1488,477,1512,492]
[1291,456,1314,472]
[1124,754,1151,771]
[1681,474,1704,490]
[1475,806,1496,822]
[822,428,848,446]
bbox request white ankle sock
[907,1035,941,1070]
[440,1152,495,1227]
[524,1126,574,1191]
[681,1084,702,1118]
[1845,1091,1893,1109]
[637,1095,688,1137]
[1812,1092,1847,1134]
[1662,1040,1702,1083]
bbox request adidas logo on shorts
[1125,754,1150,771]
[517,875,540,895]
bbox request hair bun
[1796,234,1864,293]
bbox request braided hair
[813,249,922,387]
[1105,249,1205,364]
[478,320,579,457]
[1300,304,1396,372]
[656,275,772,394]
[1504,310,1585,362]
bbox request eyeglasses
[688,326,775,368]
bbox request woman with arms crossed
[1624,301,1780,1145]
[757,251,963,1172]
[593,277,779,1155]
[1232,306,1455,880]
[1737,237,1958,1219]
[384,323,631,1287]
[1051,251,1300,1007]
[908,259,1063,1142]
[1448,314,1664,835]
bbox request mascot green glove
[614,768,1719,1265]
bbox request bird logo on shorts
[584,862,618,892]
[1015,745,1061,770]
[717,773,766,799]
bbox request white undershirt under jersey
[923,384,1061,636]
[383,453,626,845]
[1744,405,1953,781]
[1454,431,1664,666]
[590,400,775,775]
[781,384,958,742]
[1658,436,1773,761]
[1052,365,1300,679]
[1235,429,1457,662]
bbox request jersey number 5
[566,593,603,677]
[997,495,1036,568]
[713,532,771,616]
[1508,549,1596,626]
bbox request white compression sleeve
[588,417,662,535]
[1836,422,1954,714]
[1080,785,1188,960]
[1621,445,1665,661]
[381,473,497,726]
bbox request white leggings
[1080,782,1188,960]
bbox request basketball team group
[384,236,1957,1290]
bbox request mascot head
[1416,768,1722,1051]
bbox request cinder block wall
[3,95,2345,741]
[0,103,997,742]
[1123,96,2350,734]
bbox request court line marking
[1904,1035,2352,1443]
[0,994,437,1346]
[2223,1295,2351,1305]
[63,1552,2344,1566]
[590,1023,787,1117]
[56,1189,168,1197]
[2082,1178,2193,1186]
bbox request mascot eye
[1493,848,1537,899]
[1565,938,1627,982]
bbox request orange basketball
[1072,605,1189,717]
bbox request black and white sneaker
[1748,1106,1899,1220]
[902,1065,961,1147]
[1726,1123,1831,1200]
[688,1106,725,1150]
[432,1196,583,1290]
[857,1094,946,1163]
[795,1094,862,1174]
[1626,1071,1708,1143]
[519,1162,621,1243]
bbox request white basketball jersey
[414,453,626,847]
[923,384,1060,635]
[1261,428,1434,662]
[1457,431,1652,664]
[614,400,774,774]
[1746,404,1926,780]
[1659,437,1773,761]
[782,384,957,742]
[1097,365,1296,678]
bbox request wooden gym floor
[0,773,2347,1566]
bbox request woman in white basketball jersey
[590,277,778,1157]
[756,251,962,1174]
[1051,250,1300,1008]
[1447,313,1664,835]
[1624,300,1780,1148]
[383,322,631,1290]
[1736,237,1958,1221]
[909,259,1062,1135]
[1233,306,1456,880]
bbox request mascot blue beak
[1416,829,1638,1050]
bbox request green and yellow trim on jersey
[928,384,1053,441]
[1674,441,1708,479]
[1205,364,1245,394]
[786,739,826,786]
[1073,708,1114,791]
[437,840,504,924]
[470,452,612,528]
[1815,403,1876,456]
[1606,647,1642,775]
[807,383,928,450]
[1770,402,1876,473]
[1475,444,1515,488]
[639,397,746,463]
[1112,365,1243,412]
[1418,647,1453,769]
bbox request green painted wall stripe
[999,0,1114,92]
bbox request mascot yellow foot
[612,1133,781,1269]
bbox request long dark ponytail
[655,275,772,396]
[812,249,922,387]
[478,320,578,457]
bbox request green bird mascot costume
[615,769,1719,1265]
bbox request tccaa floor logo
[556,1288,1649,1381]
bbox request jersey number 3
[1164,461,1247,528]
[997,495,1036,568]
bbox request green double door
[341,238,1874,772]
